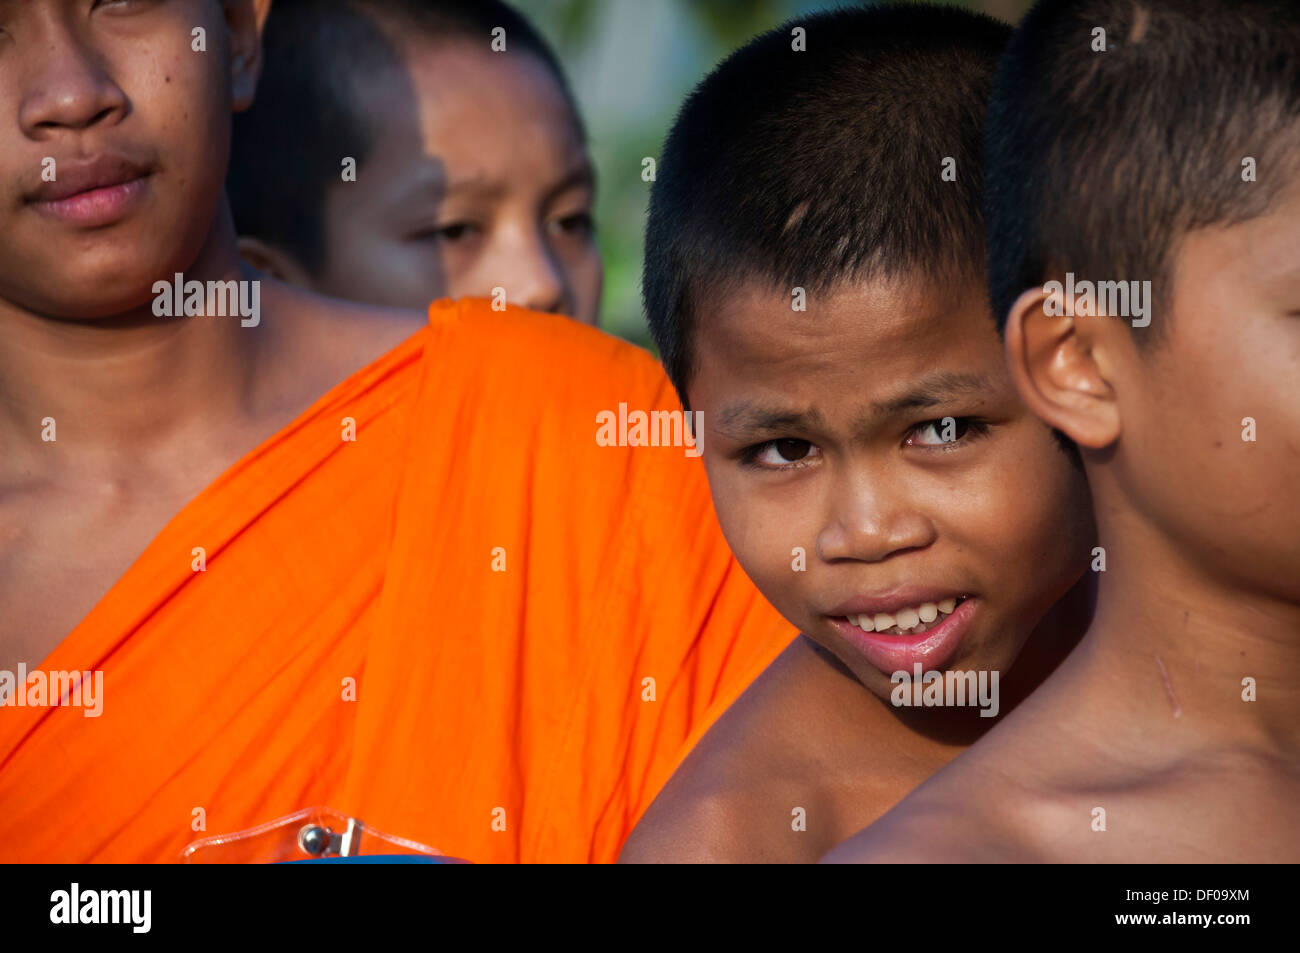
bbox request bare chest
[0,489,191,675]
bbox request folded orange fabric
[0,299,794,863]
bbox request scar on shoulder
[1153,653,1182,719]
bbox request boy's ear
[1003,285,1121,450]
[237,236,315,288]
[226,0,273,113]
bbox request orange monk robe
[0,299,795,863]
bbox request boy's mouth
[842,595,968,637]
[26,153,153,228]
[824,591,977,675]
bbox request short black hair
[985,0,1300,337]
[228,0,581,274]
[643,3,1011,405]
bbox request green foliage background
[514,0,1034,349]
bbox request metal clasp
[297,816,364,857]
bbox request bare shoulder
[820,759,1047,863]
[269,278,427,362]
[617,768,760,863]
[251,277,427,410]
[620,637,888,863]
[817,695,1184,863]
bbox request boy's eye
[744,438,821,469]
[413,222,479,244]
[905,416,988,448]
[550,211,594,238]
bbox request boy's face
[689,274,1093,699]
[0,0,253,319]
[313,39,602,325]
[1102,182,1300,606]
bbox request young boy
[0,0,792,863]
[829,0,1300,863]
[227,0,602,325]
[619,4,1097,863]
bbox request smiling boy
[620,4,1096,863]
[228,0,602,324]
[829,0,1300,863]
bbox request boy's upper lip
[26,153,152,203]
[824,586,971,618]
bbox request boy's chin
[807,628,1014,704]
[5,250,192,319]
[11,283,161,322]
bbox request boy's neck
[1000,569,1094,706]
[1067,496,1300,755]
[0,203,271,475]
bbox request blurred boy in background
[229,0,602,324]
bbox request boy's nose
[511,259,567,316]
[489,228,568,316]
[515,277,566,316]
[19,27,128,137]
[815,480,937,564]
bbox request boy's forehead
[396,38,579,135]
[1176,179,1300,295]
[691,273,1009,423]
[356,37,586,187]
[699,273,995,370]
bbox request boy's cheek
[556,246,602,325]
[703,462,816,623]
[102,41,233,180]
[105,4,229,101]
[573,250,603,326]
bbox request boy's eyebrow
[543,161,596,204]
[713,371,992,441]
[442,173,507,200]
[389,161,450,205]
[714,403,827,438]
[868,371,991,418]
[392,162,594,208]
[393,164,506,203]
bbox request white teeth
[845,597,966,636]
